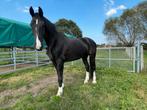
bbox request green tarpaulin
[0,17,76,48]
[0,17,34,47]
[64,33,76,39]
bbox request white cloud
[104,0,115,11]
[22,6,29,13]
[105,5,127,17]
[109,0,114,5]
[22,6,38,13]
[116,5,126,10]
[104,0,127,17]
[106,8,117,16]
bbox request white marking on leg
[56,83,64,96]
[36,34,41,49]
[84,71,89,84]
[92,71,97,84]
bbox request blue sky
[0,0,144,44]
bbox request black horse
[29,7,97,96]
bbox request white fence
[0,47,50,74]
[0,45,144,74]
[96,45,143,72]
[96,47,136,72]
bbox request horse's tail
[81,37,97,78]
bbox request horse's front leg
[56,59,64,96]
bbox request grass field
[0,50,147,110]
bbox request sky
[0,0,144,44]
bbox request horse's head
[29,6,45,51]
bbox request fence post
[71,61,74,65]
[108,48,111,68]
[133,47,136,72]
[141,45,144,71]
[12,47,16,70]
[136,41,141,73]
[35,50,39,66]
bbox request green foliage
[55,18,82,38]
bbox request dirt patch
[0,76,57,98]
[0,74,75,108]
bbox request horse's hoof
[84,80,88,84]
[56,92,62,97]
[92,80,97,84]
[56,94,61,97]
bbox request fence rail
[0,45,144,74]
[0,47,50,74]
[96,47,136,72]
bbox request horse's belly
[64,47,88,61]
[64,56,81,62]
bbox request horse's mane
[43,17,57,35]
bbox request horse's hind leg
[89,53,97,84]
[82,57,90,84]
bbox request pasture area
[0,50,147,110]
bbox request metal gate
[96,45,143,73]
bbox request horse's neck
[44,23,58,50]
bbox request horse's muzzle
[36,47,43,51]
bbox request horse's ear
[38,7,43,17]
[29,6,34,17]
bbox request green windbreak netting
[0,17,76,48]
[64,33,76,39]
[0,17,35,47]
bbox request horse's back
[62,37,96,61]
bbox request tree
[135,1,147,39]
[55,19,82,38]
[103,1,147,46]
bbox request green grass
[0,50,147,110]
[142,50,147,74]
[0,65,55,92]
[1,64,147,110]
